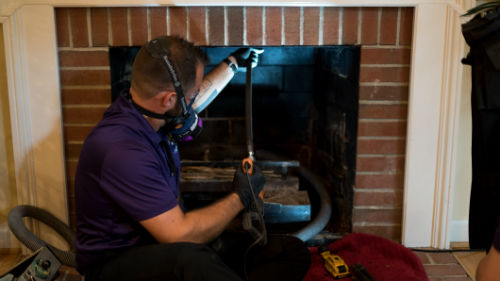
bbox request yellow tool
[318,245,350,279]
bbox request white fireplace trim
[1,0,474,249]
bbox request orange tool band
[242,158,254,175]
[241,158,265,200]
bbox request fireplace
[1,1,473,250]
[58,6,411,241]
[109,45,361,235]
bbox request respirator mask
[130,38,203,142]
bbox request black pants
[462,8,500,250]
[84,232,311,281]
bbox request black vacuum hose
[7,205,77,267]
[291,166,332,242]
[255,150,332,242]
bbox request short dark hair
[131,35,209,99]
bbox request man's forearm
[192,56,237,113]
[183,192,244,243]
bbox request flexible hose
[7,205,77,267]
[291,166,332,242]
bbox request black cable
[241,166,267,280]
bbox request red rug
[303,233,428,281]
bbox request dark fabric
[303,233,428,281]
[75,94,181,272]
[83,232,311,281]
[462,8,500,250]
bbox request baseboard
[450,220,469,243]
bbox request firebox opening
[110,45,360,236]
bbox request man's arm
[140,192,243,244]
[477,245,500,281]
[193,48,264,113]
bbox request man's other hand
[230,48,264,69]
[232,166,266,210]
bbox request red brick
[61,89,111,105]
[323,7,340,45]
[357,139,406,154]
[110,8,128,46]
[90,8,109,47]
[360,66,410,83]
[130,8,148,46]
[284,7,300,45]
[62,106,107,123]
[58,51,109,67]
[266,7,282,46]
[361,47,411,65]
[359,85,409,101]
[228,7,244,45]
[424,264,467,276]
[209,7,225,46]
[400,8,414,46]
[169,7,188,39]
[55,8,70,47]
[361,7,379,45]
[246,7,263,45]
[65,142,83,158]
[60,69,110,86]
[355,173,405,189]
[352,208,402,224]
[303,7,319,45]
[357,120,407,137]
[150,7,167,39]
[380,8,398,45]
[69,8,89,47]
[189,7,207,45]
[414,251,431,265]
[428,252,459,264]
[359,104,408,119]
[63,125,95,141]
[354,190,403,207]
[352,225,402,242]
[356,156,405,172]
[343,7,359,44]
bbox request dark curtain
[462,7,500,250]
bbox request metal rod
[245,63,255,160]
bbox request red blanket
[303,233,428,281]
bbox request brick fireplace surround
[57,6,413,242]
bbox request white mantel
[1,0,474,249]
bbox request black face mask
[130,38,202,141]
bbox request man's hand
[232,166,266,210]
[230,48,264,69]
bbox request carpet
[303,233,428,281]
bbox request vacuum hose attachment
[292,166,332,242]
[7,205,77,267]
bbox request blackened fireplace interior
[110,45,360,236]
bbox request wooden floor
[0,248,487,281]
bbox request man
[75,35,310,281]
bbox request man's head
[131,35,209,113]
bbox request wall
[57,6,413,241]
[0,23,19,251]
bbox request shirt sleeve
[99,142,178,221]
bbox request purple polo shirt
[74,94,180,273]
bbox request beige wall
[0,24,19,250]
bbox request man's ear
[160,91,177,109]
